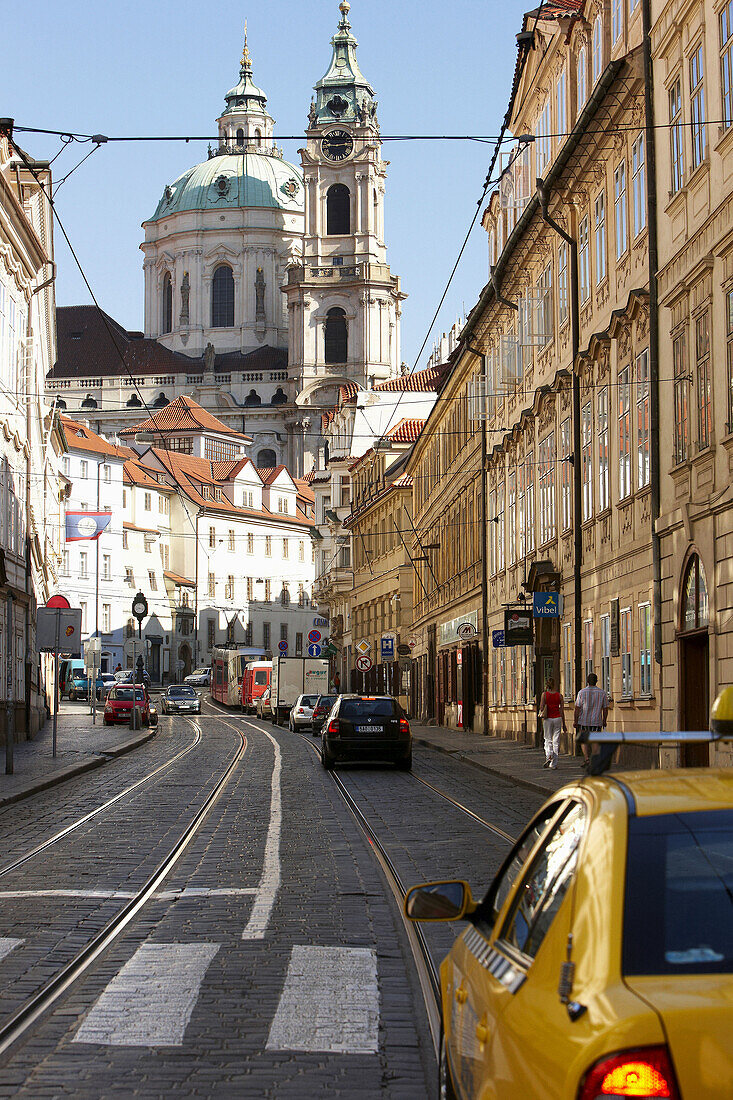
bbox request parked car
[184,667,211,687]
[116,668,152,689]
[97,673,116,700]
[289,694,319,731]
[103,685,152,726]
[161,685,201,715]
[310,694,338,735]
[255,686,272,721]
[67,670,107,702]
[321,695,411,771]
[59,659,85,698]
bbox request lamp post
[131,591,148,730]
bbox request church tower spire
[216,26,276,152]
[310,2,378,130]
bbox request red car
[103,685,151,726]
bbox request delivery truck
[270,657,329,723]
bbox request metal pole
[5,592,14,774]
[52,610,60,758]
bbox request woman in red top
[539,677,566,769]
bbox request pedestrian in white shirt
[573,672,610,770]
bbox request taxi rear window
[623,810,733,975]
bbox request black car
[161,685,201,715]
[321,695,412,771]
[310,694,337,735]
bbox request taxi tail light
[578,1046,680,1100]
[327,719,340,735]
[399,718,410,734]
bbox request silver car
[289,694,319,730]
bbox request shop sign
[504,609,533,646]
[492,630,506,648]
[438,610,478,647]
[457,621,477,640]
[532,592,563,618]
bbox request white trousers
[543,716,562,760]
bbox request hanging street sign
[492,630,506,648]
[356,639,370,656]
[278,640,288,652]
[397,644,412,657]
[532,592,563,618]
[308,629,322,644]
[356,655,372,673]
[408,637,417,650]
[307,643,322,657]
[457,621,478,641]
[504,609,534,646]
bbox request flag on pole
[65,512,113,542]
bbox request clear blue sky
[10,0,523,369]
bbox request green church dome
[149,152,304,220]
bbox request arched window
[271,387,287,405]
[236,128,244,145]
[153,392,168,408]
[326,184,350,235]
[324,307,347,364]
[212,265,234,328]
[245,389,261,406]
[257,448,277,467]
[81,394,98,409]
[254,128,262,146]
[577,45,587,111]
[162,272,173,333]
[126,394,142,408]
[592,16,603,83]
[681,554,709,632]
[56,398,66,410]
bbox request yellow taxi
[405,765,733,1099]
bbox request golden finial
[339,1,351,19]
[241,20,252,69]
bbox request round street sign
[308,629,321,644]
[457,622,477,641]
[356,655,372,673]
[307,643,322,657]
[278,640,288,652]
[46,594,70,609]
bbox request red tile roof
[123,459,169,489]
[338,382,359,404]
[301,468,317,483]
[374,366,445,393]
[119,396,249,440]
[60,416,129,459]
[163,570,196,588]
[386,418,425,443]
[256,465,289,484]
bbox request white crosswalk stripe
[0,938,23,962]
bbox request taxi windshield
[624,809,733,975]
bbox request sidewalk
[412,723,586,796]
[0,701,156,808]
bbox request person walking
[574,672,610,770]
[539,677,566,769]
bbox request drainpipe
[466,344,490,738]
[642,0,663,717]
[538,179,583,700]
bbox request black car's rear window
[624,809,733,975]
[340,698,396,718]
[315,696,336,710]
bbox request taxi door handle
[455,985,468,1005]
[475,1020,490,1044]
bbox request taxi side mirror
[404,880,476,922]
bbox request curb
[0,728,156,809]
[413,736,579,798]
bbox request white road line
[0,890,137,900]
[0,938,23,962]
[72,942,220,1047]
[241,721,282,940]
[0,887,257,901]
[266,946,379,1054]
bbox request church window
[257,448,277,468]
[153,392,168,408]
[212,265,234,328]
[236,128,244,145]
[81,394,98,409]
[271,387,287,405]
[325,307,348,364]
[245,389,262,406]
[255,128,262,145]
[162,272,172,334]
[326,184,350,235]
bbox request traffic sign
[46,594,70,609]
[278,640,288,652]
[457,621,477,640]
[380,635,395,661]
[408,637,417,650]
[356,655,372,673]
[307,643,322,657]
[308,629,322,644]
[356,639,370,656]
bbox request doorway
[680,633,709,765]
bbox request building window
[681,553,709,631]
[639,603,652,697]
[690,43,706,171]
[207,619,215,650]
[263,622,271,650]
[102,554,111,581]
[295,632,303,656]
[227,529,235,552]
[506,471,516,566]
[326,184,350,235]
[631,134,646,236]
[636,350,650,488]
[614,161,627,258]
[722,1,733,127]
[727,290,733,432]
[584,619,594,682]
[594,190,606,285]
[525,449,535,553]
[560,417,572,531]
[618,366,631,499]
[579,215,590,303]
[539,432,556,544]
[144,492,151,512]
[282,538,289,560]
[324,307,348,364]
[669,78,684,193]
[265,579,271,602]
[299,540,305,562]
[577,45,587,112]
[600,613,611,696]
[103,464,111,483]
[122,531,128,550]
[159,495,169,515]
[126,616,134,639]
[265,536,272,557]
[80,460,88,480]
[612,0,623,43]
[673,332,688,463]
[80,602,87,632]
[598,386,610,510]
[102,604,111,633]
[536,99,551,176]
[125,567,134,586]
[162,272,172,334]
[281,585,290,607]
[558,241,568,323]
[212,265,234,328]
[592,16,603,83]
[208,572,215,597]
[225,575,234,600]
[148,570,157,591]
[79,551,88,579]
[489,488,497,575]
[247,533,254,554]
[620,608,632,698]
[556,68,566,139]
[563,622,572,700]
[582,402,593,521]
[62,550,70,576]
[696,311,711,450]
[144,536,155,554]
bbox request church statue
[308,98,318,126]
[255,267,266,324]
[204,342,216,374]
[179,272,190,325]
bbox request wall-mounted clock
[321,130,354,161]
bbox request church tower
[283,1,406,463]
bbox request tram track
[0,718,247,1059]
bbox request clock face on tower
[321,130,354,161]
